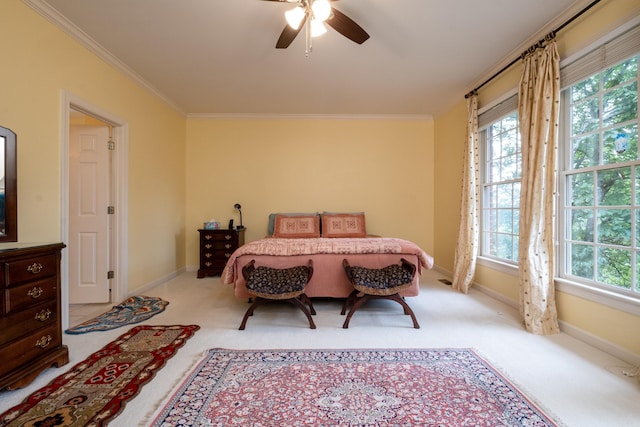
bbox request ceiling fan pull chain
[305,17,311,57]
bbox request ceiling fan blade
[276,14,308,48]
[326,8,369,44]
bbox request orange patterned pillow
[321,213,367,238]
[273,214,320,238]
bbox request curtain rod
[464,0,601,99]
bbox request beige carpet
[1,269,638,426]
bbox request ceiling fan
[262,0,369,50]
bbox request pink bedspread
[221,237,434,299]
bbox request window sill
[555,278,640,317]
[476,257,640,316]
[477,256,518,276]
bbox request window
[480,109,521,263]
[561,54,639,296]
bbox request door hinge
[107,270,115,279]
[108,139,115,150]
[107,206,115,215]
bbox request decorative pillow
[321,213,367,238]
[268,212,319,236]
[273,214,320,238]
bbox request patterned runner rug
[152,348,561,427]
[0,324,199,427]
[66,295,169,334]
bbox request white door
[68,124,111,303]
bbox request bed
[221,212,434,300]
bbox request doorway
[60,92,129,330]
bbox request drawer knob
[205,244,212,249]
[225,244,231,249]
[35,308,52,322]
[27,263,44,274]
[225,235,232,240]
[35,335,52,348]
[204,235,212,240]
[28,287,44,299]
[225,253,232,258]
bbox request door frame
[60,91,129,330]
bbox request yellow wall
[433,101,466,271]
[1,0,187,291]
[433,0,640,357]
[185,118,435,267]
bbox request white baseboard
[432,263,640,367]
[129,267,187,296]
[558,320,640,367]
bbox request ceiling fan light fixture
[310,18,327,37]
[311,0,331,22]
[285,6,305,30]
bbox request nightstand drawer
[202,241,236,251]
[201,232,238,243]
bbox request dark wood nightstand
[197,228,245,278]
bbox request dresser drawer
[5,278,57,315]
[0,300,57,345]
[4,254,58,287]
[0,324,61,375]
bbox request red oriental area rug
[0,325,199,427]
[152,348,562,427]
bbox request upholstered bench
[341,258,420,328]
[239,259,316,330]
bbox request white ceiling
[30,0,585,118]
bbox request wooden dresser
[0,243,68,390]
[197,228,245,278]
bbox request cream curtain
[452,94,480,294]
[517,37,560,335]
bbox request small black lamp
[234,203,243,229]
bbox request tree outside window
[481,112,521,263]
[564,55,639,295]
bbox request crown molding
[22,0,187,116]
[187,113,433,121]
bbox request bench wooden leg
[287,296,316,329]
[239,298,266,330]
[239,296,317,330]
[342,294,372,328]
[342,293,420,329]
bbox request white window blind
[478,94,518,129]
[560,23,640,89]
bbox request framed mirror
[0,126,17,242]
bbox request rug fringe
[142,349,212,426]
[470,347,569,427]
